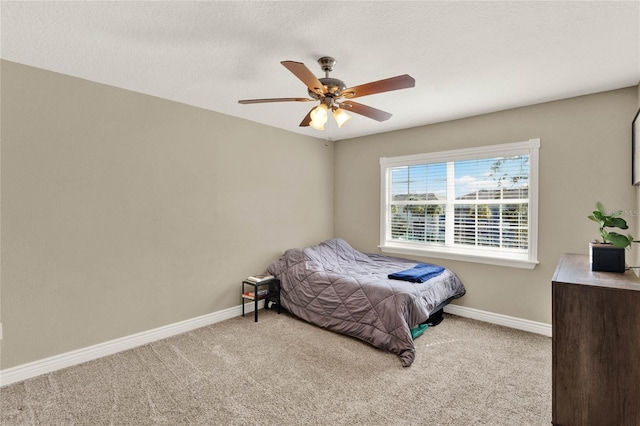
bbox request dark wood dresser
[552,253,640,426]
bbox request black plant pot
[590,243,626,273]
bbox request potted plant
[588,202,638,272]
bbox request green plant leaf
[607,217,629,229]
[596,201,604,214]
[606,232,632,248]
[587,214,600,223]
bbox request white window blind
[380,139,539,269]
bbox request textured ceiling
[1,1,639,141]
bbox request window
[380,139,539,269]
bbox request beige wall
[0,61,334,369]
[335,87,639,324]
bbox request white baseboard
[1,301,548,387]
[443,304,552,337]
[0,301,263,387]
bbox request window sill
[379,243,539,270]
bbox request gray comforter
[267,239,466,367]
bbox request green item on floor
[410,323,428,339]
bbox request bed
[266,238,466,367]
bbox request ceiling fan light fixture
[310,104,328,130]
[332,107,351,128]
[309,121,325,130]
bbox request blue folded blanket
[388,263,445,283]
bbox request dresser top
[553,253,640,291]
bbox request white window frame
[379,138,540,269]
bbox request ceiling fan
[238,56,415,130]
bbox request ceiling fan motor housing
[309,77,346,100]
[309,57,346,100]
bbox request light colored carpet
[1,311,551,425]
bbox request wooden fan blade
[342,74,415,99]
[299,107,314,127]
[238,98,314,104]
[281,61,326,95]
[341,101,392,122]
